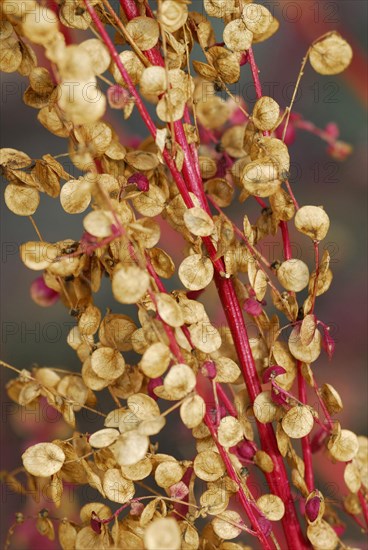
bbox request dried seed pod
[180,394,205,428]
[89,428,119,449]
[306,519,339,550]
[329,429,359,462]
[60,178,91,214]
[294,205,330,241]
[144,517,181,550]
[163,363,196,399]
[257,494,285,521]
[111,50,144,87]
[127,393,160,421]
[189,321,222,353]
[253,390,280,423]
[91,347,125,380]
[22,7,59,45]
[5,184,40,216]
[277,259,310,292]
[156,88,186,122]
[57,80,106,125]
[282,405,314,438]
[251,96,280,131]
[344,462,361,493]
[242,4,273,34]
[223,19,253,52]
[194,450,225,481]
[113,431,149,466]
[241,159,281,197]
[214,357,241,384]
[140,342,171,378]
[20,241,58,270]
[0,36,22,73]
[159,0,188,32]
[79,38,110,75]
[321,383,343,414]
[184,207,214,237]
[218,416,243,448]
[178,254,214,291]
[212,511,243,540]
[288,326,322,363]
[156,293,184,327]
[112,264,150,304]
[22,442,65,477]
[103,468,135,503]
[207,46,240,84]
[120,458,152,481]
[203,0,234,18]
[126,16,160,50]
[309,32,352,75]
[154,460,183,488]
[254,450,274,473]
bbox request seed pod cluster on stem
[1,1,366,549]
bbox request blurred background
[1,0,367,547]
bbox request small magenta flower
[90,512,102,534]
[200,360,217,379]
[107,84,130,109]
[30,276,59,307]
[128,173,150,192]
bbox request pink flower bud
[169,481,189,500]
[326,140,352,161]
[128,173,149,192]
[30,276,59,307]
[236,439,257,460]
[333,523,345,537]
[130,501,144,516]
[305,496,321,523]
[262,365,287,384]
[107,85,130,109]
[320,325,335,360]
[325,122,339,139]
[201,360,217,379]
[90,512,102,534]
[243,297,263,317]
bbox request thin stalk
[297,363,315,492]
[204,411,274,550]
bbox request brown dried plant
[0,0,366,549]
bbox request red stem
[215,383,238,418]
[358,490,368,527]
[204,411,274,550]
[280,221,292,261]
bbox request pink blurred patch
[30,277,59,307]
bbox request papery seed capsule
[277,259,310,292]
[22,7,59,45]
[252,96,280,131]
[294,205,330,241]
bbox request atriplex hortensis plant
[0,0,366,548]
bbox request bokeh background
[1,0,367,548]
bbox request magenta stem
[358,490,368,527]
[215,383,238,418]
[204,412,274,550]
